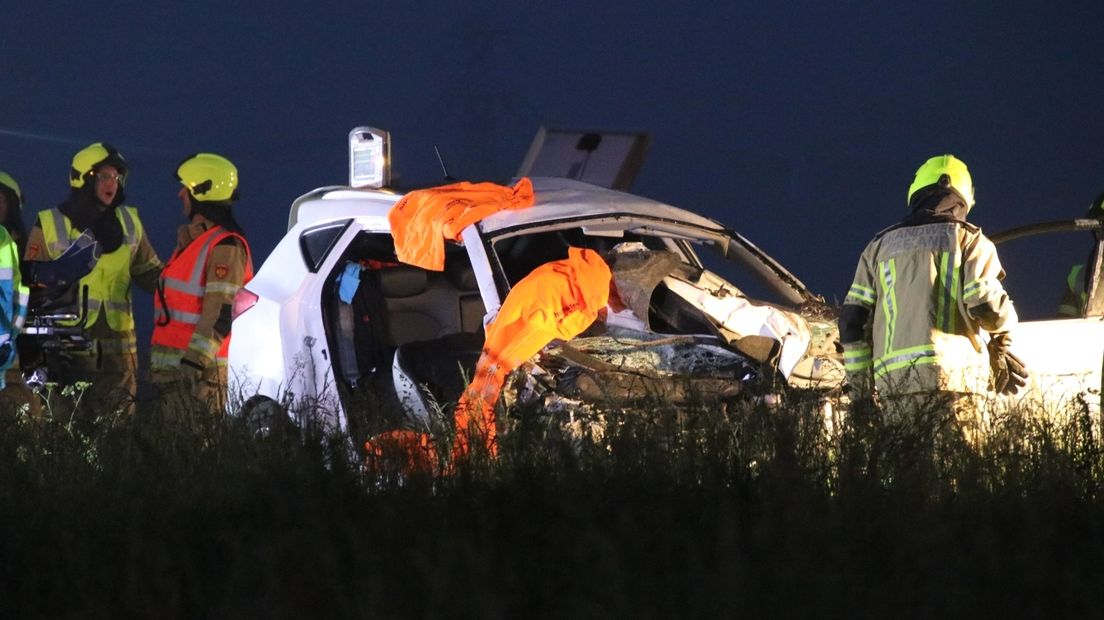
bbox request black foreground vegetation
[3,389,1104,618]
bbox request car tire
[239,395,295,438]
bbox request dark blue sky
[5,2,1104,309]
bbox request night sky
[5,2,1104,332]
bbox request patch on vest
[214,264,229,280]
[27,243,39,260]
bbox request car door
[990,219,1104,418]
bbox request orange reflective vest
[455,247,612,456]
[388,178,535,271]
[151,226,253,361]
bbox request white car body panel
[663,274,812,378]
[987,219,1104,425]
[229,190,399,424]
[1005,317,1104,417]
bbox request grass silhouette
[1,385,1102,617]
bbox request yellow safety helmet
[176,153,238,203]
[70,142,128,188]
[0,171,21,205]
[907,154,974,208]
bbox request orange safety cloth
[388,178,535,271]
[365,429,439,475]
[454,247,612,457]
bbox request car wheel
[239,395,295,438]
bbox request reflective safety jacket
[151,224,252,369]
[842,221,1017,396]
[455,247,612,454]
[388,178,535,271]
[30,206,161,333]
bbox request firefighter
[839,154,1025,445]
[0,171,32,416]
[1056,191,1104,318]
[150,153,252,418]
[24,144,162,419]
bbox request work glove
[988,332,1028,396]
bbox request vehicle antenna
[434,145,456,182]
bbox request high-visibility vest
[0,226,28,337]
[151,226,253,362]
[38,206,142,331]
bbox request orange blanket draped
[388,177,535,271]
[454,247,612,457]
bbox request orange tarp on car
[388,177,535,271]
[454,247,612,456]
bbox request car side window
[492,227,673,287]
[300,219,351,272]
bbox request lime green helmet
[70,142,128,188]
[907,154,974,208]
[176,153,238,203]
[0,171,21,205]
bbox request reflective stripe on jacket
[844,222,1016,396]
[0,227,29,335]
[151,226,253,366]
[37,206,143,331]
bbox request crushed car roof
[470,177,727,234]
[293,177,728,235]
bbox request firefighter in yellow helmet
[839,155,1026,445]
[150,153,252,419]
[23,143,163,420]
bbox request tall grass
[2,388,1103,617]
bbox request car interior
[322,232,486,437]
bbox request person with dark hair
[23,143,163,419]
[150,153,252,417]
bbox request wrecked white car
[228,174,843,440]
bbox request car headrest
[445,260,479,292]
[378,265,428,298]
